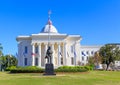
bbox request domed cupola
[41,11,58,33]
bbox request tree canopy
[0,43,3,56]
[99,44,120,70]
[0,55,18,71]
[87,51,102,69]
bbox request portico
[30,41,66,67]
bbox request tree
[87,56,94,66]
[99,44,120,70]
[0,43,3,71]
[87,52,102,68]
[0,55,18,71]
[0,56,7,71]
[94,51,102,66]
[5,55,18,67]
[0,43,3,56]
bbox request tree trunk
[106,62,111,71]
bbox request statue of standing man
[45,46,53,64]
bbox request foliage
[55,66,90,72]
[94,52,102,64]
[87,56,95,67]
[5,66,17,71]
[87,52,102,69]
[5,55,18,67]
[99,44,120,70]
[0,56,6,71]
[0,43,3,56]
[84,66,94,70]
[0,55,18,71]
[10,66,91,73]
[10,66,44,73]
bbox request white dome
[41,24,58,33]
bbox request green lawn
[0,71,120,85]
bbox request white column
[38,43,41,67]
[51,44,54,65]
[58,44,61,66]
[44,43,48,65]
[74,43,76,66]
[64,42,67,65]
[32,43,35,66]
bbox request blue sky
[0,0,120,55]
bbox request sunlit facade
[16,15,101,68]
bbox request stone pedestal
[43,63,56,75]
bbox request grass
[0,71,120,85]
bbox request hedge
[6,66,17,71]
[9,66,92,73]
[9,66,44,73]
[55,66,90,72]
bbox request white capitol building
[16,14,101,68]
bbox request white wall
[18,40,31,66]
[80,45,102,65]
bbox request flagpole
[48,10,51,47]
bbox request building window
[24,46,28,54]
[24,58,27,66]
[87,56,89,61]
[86,51,89,55]
[71,57,74,65]
[61,57,63,65]
[35,46,38,54]
[35,58,38,66]
[82,56,84,61]
[71,45,74,53]
[91,51,94,55]
[81,51,86,56]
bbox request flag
[48,20,52,25]
[81,51,86,56]
[31,53,36,56]
[48,10,52,28]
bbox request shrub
[10,66,44,73]
[10,66,91,73]
[55,66,89,72]
[84,66,93,71]
[5,66,17,71]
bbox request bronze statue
[45,46,53,64]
